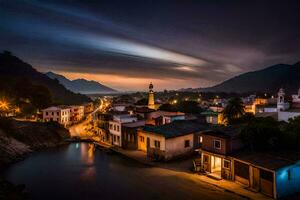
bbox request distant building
[93,112,113,143]
[137,120,205,160]
[83,102,94,114]
[148,82,155,110]
[109,114,137,146]
[145,111,185,125]
[42,106,71,126]
[277,88,290,111]
[277,88,300,122]
[121,120,145,150]
[69,105,84,122]
[201,110,224,125]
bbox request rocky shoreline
[0,118,70,200]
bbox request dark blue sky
[1,0,300,90]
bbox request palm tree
[222,97,245,124]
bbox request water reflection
[80,143,95,165]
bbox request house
[83,102,94,114]
[121,120,145,150]
[109,114,137,146]
[42,106,71,126]
[69,105,84,122]
[198,128,242,180]
[231,151,300,199]
[145,111,185,125]
[93,112,112,143]
[201,110,224,125]
[137,120,204,160]
[198,127,300,199]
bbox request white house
[42,106,71,126]
[109,114,137,146]
[277,88,300,122]
[137,120,203,160]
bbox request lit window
[199,136,203,143]
[214,139,221,150]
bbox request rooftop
[200,125,241,138]
[232,151,300,171]
[122,120,145,128]
[142,120,207,138]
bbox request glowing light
[0,100,9,110]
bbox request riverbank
[0,117,70,200]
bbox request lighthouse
[148,82,155,110]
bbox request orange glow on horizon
[53,71,203,91]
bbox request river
[3,143,244,200]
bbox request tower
[277,88,289,111]
[148,82,155,110]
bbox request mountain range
[182,61,300,94]
[46,72,117,94]
[0,51,91,105]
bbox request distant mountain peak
[182,61,300,94]
[46,71,117,94]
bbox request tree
[177,101,202,114]
[240,117,282,151]
[159,103,175,112]
[281,116,300,150]
[222,97,245,124]
[135,98,148,105]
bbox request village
[18,82,299,200]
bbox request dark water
[3,143,242,200]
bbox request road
[69,97,108,138]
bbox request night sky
[1,0,300,91]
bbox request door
[252,167,260,191]
[211,156,222,178]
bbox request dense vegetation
[159,100,203,114]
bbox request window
[114,124,116,130]
[140,136,144,143]
[223,159,230,169]
[198,136,203,143]
[113,135,116,142]
[57,112,59,115]
[52,112,54,115]
[260,169,274,182]
[46,112,48,116]
[109,124,113,130]
[117,125,120,132]
[214,139,221,150]
[117,136,120,143]
[184,140,190,148]
[154,140,160,149]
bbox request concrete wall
[278,111,300,122]
[201,134,228,155]
[165,134,194,160]
[137,130,166,152]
